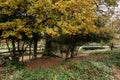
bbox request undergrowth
[3,50,120,80]
[11,61,118,80]
[91,49,120,67]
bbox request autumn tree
[108,16,120,50]
[95,0,118,50]
[27,0,99,57]
[0,0,43,63]
[26,0,117,58]
[0,0,118,62]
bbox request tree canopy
[0,0,117,39]
[0,0,118,62]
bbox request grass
[91,49,120,68]
[90,49,120,55]
[12,61,113,80]
[11,60,118,80]
[100,52,120,67]
[2,49,120,80]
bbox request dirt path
[24,54,109,69]
[24,57,64,69]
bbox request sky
[112,0,120,20]
[115,0,120,12]
[100,0,120,11]
[99,0,120,20]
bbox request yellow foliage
[0,0,98,38]
[45,27,59,36]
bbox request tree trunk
[17,40,22,61]
[70,45,75,58]
[29,42,32,60]
[65,52,69,60]
[70,51,74,58]
[17,40,20,51]
[5,39,11,54]
[43,35,53,56]
[110,43,114,50]
[11,40,19,64]
[33,38,38,59]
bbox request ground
[23,53,120,79]
[24,54,109,69]
[0,51,120,80]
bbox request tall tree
[27,0,98,56]
[0,0,42,63]
[0,0,118,62]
